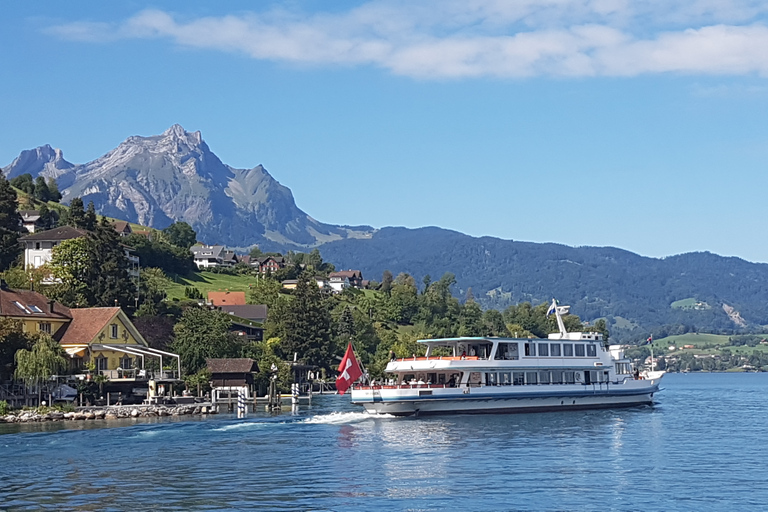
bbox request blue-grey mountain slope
[319,227,768,339]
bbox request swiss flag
[336,343,362,395]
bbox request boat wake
[212,421,271,432]
[302,411,395,424]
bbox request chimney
[48,300,55,313]
[0,279,8,291]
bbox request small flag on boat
[336,343,362,395]
[546,299,557,316]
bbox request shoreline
[0,403,218,424]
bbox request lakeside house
[18,210,43,233]
[0,284,181,402]
[19,225,140,278]
[328,270,366,292]
[254,256,286,274]
[190,245,238,268]
[207,358,260,403]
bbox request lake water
[1,372,767,511]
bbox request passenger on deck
[447,376,456,387]
[461,350,466,360]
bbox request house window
[38,322,51,334]
[95,356,108,371]
[110,324,118,338]
[35,242,41,250]
[121,356,133,369]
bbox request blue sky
[3,1,768,262]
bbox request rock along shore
[0,404,218,423]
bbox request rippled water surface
[1,373,767,511]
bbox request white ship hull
[352,376,662,417]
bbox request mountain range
[2,125,372,250]
[5,125,768,339]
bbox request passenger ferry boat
[351,301,664,416]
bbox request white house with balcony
[19,225,140,277]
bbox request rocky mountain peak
[2,125,373,249]
[162,124,203,146]
[3,144,73,179]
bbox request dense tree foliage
[319,227,768,340]
[124,233,196,275]
[171,308,239,374]
[45,217,134,308]
[0,319,34,381]
[282,271,333,368]
[162,221,197,249]
[9,174,61,202]
[0,173,24,271]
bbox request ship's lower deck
[352,381,660,417]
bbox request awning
[64,347,86,357]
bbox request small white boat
[351,300,664,416]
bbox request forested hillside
[319,227,768,339]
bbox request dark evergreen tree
[162,221,197,248]
[33,176,50,202]
[37,204,56,230]
[84,201,97,231]
[282,271,333,369]
[85,216,134,308]
[46,177,62,202]
[381,270,393,295]
[0,173,23,271]
[9,174,34,195]
[68,197,86,229]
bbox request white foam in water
[213,422,269,432]
[301,411,396,424]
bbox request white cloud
[44,1,768,78]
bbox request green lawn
[652,333,768,355]
[165,272,259,301]
[670,298,697,309]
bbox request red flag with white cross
[336,343,362,395]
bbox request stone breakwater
[0,404,218,423]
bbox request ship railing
[354,384,459,390]
[393,356,482,362]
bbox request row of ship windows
[481,370,607,386]
[520,343,597,358]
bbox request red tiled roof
[207,291,246,305]
[0,288,71,320]
[57,307,121,345]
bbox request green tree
[10,174,35,194]
[249,277,282,309]
[163,221,197,249]
[47,177,62,202]
[67,197,86,229]
[33,176,50,202]
[0,318,33,381]
[172,307,238,374]
[282,271,333,369]
[83,201,97,231]
[483,309,509,337]
[0,173,24,271]
[458,299,484,337]
[14,333,67,398]
[249,245,264,259]
[37,204,56,230]
[85,217,134,308]
[380,270,393,295]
